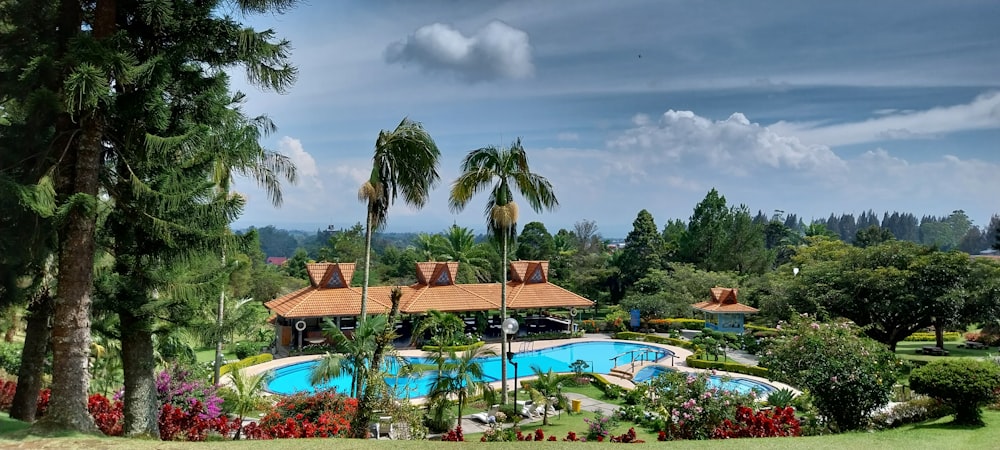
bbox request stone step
[608,368,633,380]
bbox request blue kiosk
[691,287,758,334]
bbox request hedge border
[902,332,961,342]
[685,354,770,378]
[219,353,274,378]
[614,331,697,350]
[420,340,485,353]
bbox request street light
[502,318,519,405]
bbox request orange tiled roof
[265,261,593,319]
[691,287,759,314]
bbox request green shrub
[219,353,274,378]
[520,331,584,341]
[685,355,770,378]
[602,384,623,400]
[903,332,961,342]
[908,359,1000,425]
[0,342,22,375]
[614,331,696,350]
[766,388,797,408]
[760,316,900,432]
[420,340,484,352]
[233,341,265,360]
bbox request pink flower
[776,324,782,330]
[810,323,820,330]
[830,376,838,383]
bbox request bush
[614,331,696,350]
[760,315,900,432]
[0,342,22,375]
[685,355,770,378]
[219,353,274,378]
[711,406,800,438]
[903,332,961,342]
[766,388,797,408]
[519,331,584,341]
[908,359,1000,425]
[244,390,357,439]
[647,318,706,331]
[420,340,484,352]
[965,331,1000,347]
[647,370,758,440]
[233,341,265,360]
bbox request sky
[227,0,1000,238]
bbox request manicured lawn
[894,341,993,363]
[195,347,238,364]
[3,410,1000,448]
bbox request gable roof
[265,256,288,265]
[265,260,593,319]
[691,287,759,314]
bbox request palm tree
[413,232,446,261]
[310,315,385,398]
[226,368,268,440]
[449,138,558,404]
[429,345,497,430]
[358,118,441,321]
[438,225,494,283]
[527,366,566,426]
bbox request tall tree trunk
[120,311,159,438]
[36,0,115,434]
[3,306,17,342]
[213,250,226,385]
[351,288,401,438]
[500,231,509,405]
[10,293,52,422]
[934,320,945,350]
[36,117,102,434]
[360,211,373,321]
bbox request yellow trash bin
[571,399,582,413]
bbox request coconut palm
[358,118,441,321]
[449,138,558,404]
[310,315,385,398]
[413,232,446,261]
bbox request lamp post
[501,318,519,405]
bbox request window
[434,269,451,285]
[326,271,344,288]
[528,266,544,283]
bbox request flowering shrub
[646,370,757,440]
[711,406,800,438]
[441,425,464,441]
[156,365,224,419]
[609,427,642,443]
[583,411,616,440]
[0,380,15,411]
[964,331,1000,346]
[760,315,899,431]
[159,400,234,441]
[243,390,357,439]
[870,396,953,430]
[88,394,124,436]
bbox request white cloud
[557,132,579,141]
[606,109,846,178]
[278,136,322,190]
[771,91,1000,147]
[384,20,534,82]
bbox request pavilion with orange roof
[265,260,594,349]
[690,287,759,333]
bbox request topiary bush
[233,341,263,360]
[0,342,22,375]
[908,359,1000,425]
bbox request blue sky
[228,0,1000,238]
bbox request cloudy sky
[228,0,1000,238]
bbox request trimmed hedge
[647,318,706,331]
[745,324,779,333]
[685,354,770,378]
[614,331,697,350]
[903,332,961,342]
[519,331,584,342]
[220,353,274,378]
[421,340,485,353]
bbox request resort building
[264,260,594,352]
[691,287,759,334]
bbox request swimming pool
[632,365,775,395]
[267,340,673,397]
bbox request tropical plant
[437,225,494,283]
[226,368,270,439]
[766,388,798,408]
[526,366,565,425]
[311,315,384,398]
[449,137,558,403]
[411,310,466,347]
[429,345,497,430]
[358,118,441,321]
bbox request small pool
[632,365,775,395]
[267,340,673,397]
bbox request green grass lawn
[3,409,1000,449]
[195,347,239,364]
[894,340,994,363]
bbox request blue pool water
[632,365,775,394]
[267,340,673,397]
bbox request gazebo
[691,287,758,334]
